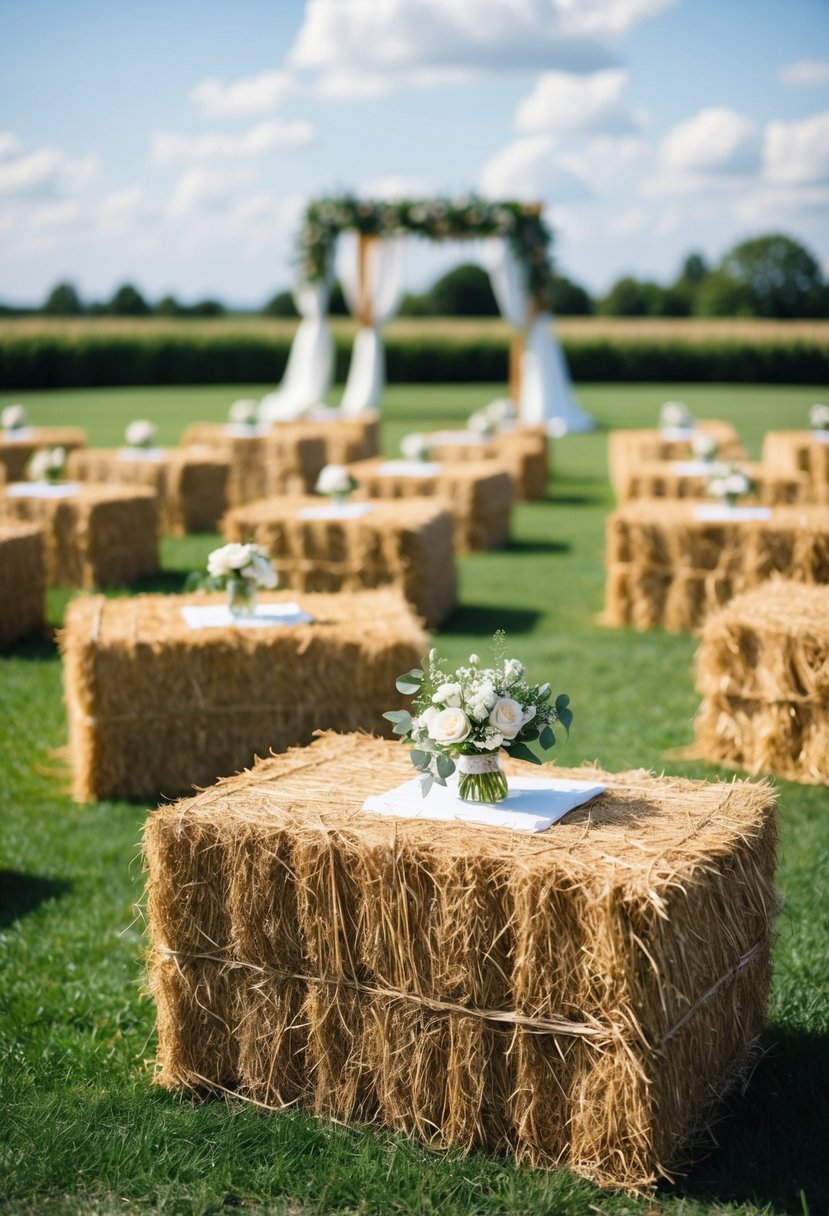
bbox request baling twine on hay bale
[0,426,87,483]
[693,581,829,784]
[0,522,46,647]
[604,500,829,632]
[61,589,428,802]
[0,483,159,589]
[346,457,514,553]
[626,460,808,506]
[66,447,230,534]
[144,731,778,1193]
[222,495,456,629]
[608,423,747,502]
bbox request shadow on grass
[441,604,542,635]
[505,537,570,555]
[0,631,58,661]
[670,1024,829,1215]
[124,569,191,596]
[0,870,72,928]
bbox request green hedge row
[1,333,827,389]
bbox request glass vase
[227,577,258,620]
[456,752,509,803]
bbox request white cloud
[515,69,639,134]
[644,106,760,195]
[551,0,676,38]
[734,183,829,226]
[0,142,99,198]
[359,175,432,199]
[479,135,592,202]
[0,132,23,162]
[779,59,829,87]
[168,166,259,218]
[151,119,315,167]
[191,70,295,117]
[606,206,646,234]
[29,200,86,231]
[97,187,159,234]
[764,111,829,185]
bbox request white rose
[207,542,248,579]
[428,707,471,746]
[725,473,749,496]
[2,404,27,430]
[810,403,829,430]
[467,409,495,436]
[241,549,278,588]
[125,419,157,448]
[504,658,525,685]
[27,449,51,481]
[660,401,692,430]
[432,682,462,707]
[692,433,717,461]
[488,697,525,740]
[469,653,479,665]
[708,477,727,499]
[400,433,431,462]
[315,464,352,496]
[484,397,517,425]
[228,399,258,426]
[413,706,438,738]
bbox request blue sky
[2,0,828,307]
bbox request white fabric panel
[340,236,407,416]
[483,237,529,328]
[259,280,334,421]
[523,312,595,436]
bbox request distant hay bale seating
[0,522,46,647]
[144,731,778,1192]
[426,427,549,502]
[608,422,746,502]
[626,459,808,506]
[762,430,829,504]
[0,426,87,483]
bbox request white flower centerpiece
[484,397,518,430]
[707,463,756,509]
[228,399,259,430]
[659,400,694,433]
[205,541,278,619]
[399,433,433,463]
[809,403,829,434]
[691,431,718,463]
[27,446,66,484]
[467,408,497,438]
[2,404,27,433]
[315,463,358,505]
[384,634,572,803]
[124,419,158,450]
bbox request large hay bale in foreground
[608,423,746,502]
[694,581,829,783]
[347,457,514,553]
[0,522,46,647]
[0,483,158,588]
[66,447,229,534]
[62,590,427,802]
[144,731,778,1192]
[0,426,87,482]
[604,501,829,632]
[222,495,456,628]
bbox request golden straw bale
[0,522,46,647]
[0,426,87,482]
[762,431,829,503]
[144,731,778,1192]
[608,423,746,502]
[262,427,327,495]
[61,589,428,802]
[181,424,270,507]
[283,412,380,465]
[347,458,514,554]
[626,460,808,506]
[66,447,229,534]
[604,501,829,632]
[426,428,549,502]
[0,482,158,588]
[222,495,456,628]
[693,581,829,783]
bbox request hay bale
[0,522,46,647]
[694,581,829,783]
[0,483,158,589]
[282,413,380,466]
[626,460,808,506]
[144,730,778,1191]
[0,426,87,483]
[347,458,514,554]
[604,500,829,632]
[222,495,456,628]
[761,430,812,478]
[426,429,549,502]
[608,423,746,502]
[66,447,229,534]
[61,589,427,802]
[181,424,269,507]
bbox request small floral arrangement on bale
[691,431,718,463]
[124,419,158,449]
[485,397,519,430]
[27,446,66,484]
[315,463,358,504]
[228,399,259,428]
[810,403,829,433]
[660,400,694,431]
[202,541,278,619]
[400,433,433,462]
[2,404,27,432]
[707,463,756,508]
[467,408,497,438]
[384,633,572,802]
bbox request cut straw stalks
[144,731,778,1192]
[0,522,46,647]
[427,428,549,502]
[0,426,87,483]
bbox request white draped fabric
[338,234,407,416]
[259,281,334,422]
[484,238,594,436]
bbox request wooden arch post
[508,201,543,406]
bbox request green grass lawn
[1,383,827,1216]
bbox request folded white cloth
[362,775,605,833]
[660,426,696,441]
[376,460,441,477]
[296,502,375,521]
[693,505,772,522]
[117,447,166,462]
[223,423,268,438]
[7,482,79,498]
[671,460,716,476]
[431,430,486,446]
[813,430,829,445]
[2,427,34,441]
[180,602,313,630]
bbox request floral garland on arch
[296,194,555,306]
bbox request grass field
[1,383,828,1216]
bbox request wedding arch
[259,194,594,435]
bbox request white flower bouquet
[204,541,278,618]
[384,634,572,803]
[707,462,756,507]
[315,463,358,503]
[2,404,27,431]
[467,408,497,438]
[809,403,829,432]
[27,446,66,484]
[399,433,433,462]
[659,400,694,431]
[484,397,518,428]
[124,419,157,449]
[228,399,259,427]
[691,431,718,463]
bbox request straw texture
[180,425,273,507]
[278,413,380,467]
[144,731,778,1192]
[347,458,513,554]
[61,590,428,802]
[604,501,829,632]
[0,522,45,647]
[693,581,829,783]
[608,423,746,502]
[427,429,549,502]
[66,447,230,534]
[0,426,87,482]
[762,431,829,504]
[0,483,158,589]
[222,496,456,628]
[626,460,808,506]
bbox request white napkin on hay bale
[296,503,375,521]
[180,603,313,630]
[693,505,772,522]
[376,460,441,477]
[7,482,80,498]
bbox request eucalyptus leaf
[509,741,543,765]
[559,707,573,733]
[539,724,556,749]
[555,693,570,712]
[396,669,423,694]
[410,749,432,771]
[419,774,434,798]
[435,752,455,779]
